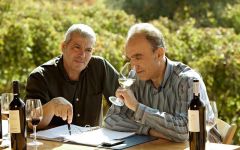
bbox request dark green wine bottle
[9,81,27,150]
[188,79,206,150]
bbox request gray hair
[126,23,166,51]
[64,24,96,45]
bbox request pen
[68,123,71,135]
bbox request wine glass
[109,62,136,106]
[206,101,218,143]
[1,93,13,147]
[26,99,43,146]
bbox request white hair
[64,24,96,45]
[126,23,166,51]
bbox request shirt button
[77,114,80,117]
[76,98,79,102]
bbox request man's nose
[130,61,139,71]
[78,49,86,57]
[130,60,136,68]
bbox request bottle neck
[193,80,200,97]
[193,93,200,99]
[12,81,20,95]
[13,93,19,97]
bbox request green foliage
[0,0,239,144]
[105,0,240,33]
[0,22,33,91]
[219,4,240,33]
[104,0,179,21]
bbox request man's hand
[116,87,139,111]
[51,97,73,124]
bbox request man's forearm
[149,128,168,139]
[133,103,189,142]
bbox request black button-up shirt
[25,55,119,127]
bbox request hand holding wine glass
[26,99,43,146]
[109,62,136,106]
[206,101,218,143]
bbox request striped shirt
[104,58,214,142]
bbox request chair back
[217,119,237,144]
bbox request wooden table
[2,138,239,150]
[128,139,240,150]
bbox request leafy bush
[105,0,240,33]
[218,4,240,33]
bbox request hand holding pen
[51,97,73,135]
[52,97,73,121]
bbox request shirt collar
[57,55,88,83]
[146,57,174,90]
[161,57,174,88]
[58,55,72,82]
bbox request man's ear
[61,42,66,53]
[155,47,165,59]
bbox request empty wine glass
[109,62,136,106]
[206,101,218,143]
[26,99,43,146]
[1,93,13,146]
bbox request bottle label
[188,110,200,132]
[9,110,21,133]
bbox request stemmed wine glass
[206,101,218,143]
[1,93,13,146]
[26,99,43,146]
[109,62,136,106]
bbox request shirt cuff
[134,103,146,124]
[137,125,151,135]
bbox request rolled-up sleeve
[132,77,190,142]
[104,104,150,135]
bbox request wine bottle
[9,81,27,150]
[188,79,206,150]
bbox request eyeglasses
[65,125,100,135]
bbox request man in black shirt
[25,24,119,129]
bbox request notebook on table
[32,124,135,146]
[32,124,157,149]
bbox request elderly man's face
[62,32,93,74]
[125,34,163,81]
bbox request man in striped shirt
[104,23,217,142]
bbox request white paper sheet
[66,128,135,146]
[32,124,135,146]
